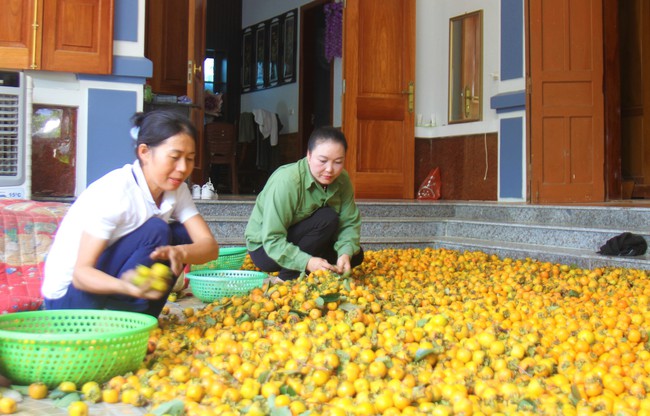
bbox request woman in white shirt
[42,110,219,317]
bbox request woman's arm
[72,232,159,298]
[150,214,219,275]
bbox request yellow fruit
[98,249,650,416]
[0,397,16,414]
[133,263,171,292]
[121,389,145,406]
[102,388,119,403]
[28,382,48,399]
[168,292,178,302]
[58,381,77,393]
[150,278,169,292]
[81,381,101,403]
[67,401,88,416]
[171,365,191,382]
[133,265,151,286]
[275,394,291,407]
[186,384,205,402]
[150,262,172,279]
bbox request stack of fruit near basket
[186,246,266,303]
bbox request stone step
[196,200,650,232]
[202,213,645,253]
[203,216,442,242]
[452,203,650,232]
[428,235,650,271]
[442,218,650,252]
[194,201,650,270]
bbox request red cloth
[0,199,69,314]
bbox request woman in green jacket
[245,127,364,281]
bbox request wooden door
[620,0,650,198]
[41,0,114,74]
[188,0,206,185]
[0,0,40,70]
[342,0,416,199]
[145,0,189,96]
[529,0,605,202]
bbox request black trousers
[249,206,364,280]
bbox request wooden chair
[205,121,238,194]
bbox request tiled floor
[15,399,149,416]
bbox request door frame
[188,0,207,185]
[298,0,333,157]
[603,0,622,200]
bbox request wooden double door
[529,0,650,202]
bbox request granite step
[428,235,650,271]
[203,216,443,244]
[195,201,650,270]
[452,203,650,231]
[442,218,650,252]
[198,200,650,232]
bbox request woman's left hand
[335,254,352,276]
[150,245,186,276]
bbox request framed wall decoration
[283,11,296,83]
[255,23,266,88]
[241,8,298,93]
[268,18,280,86]
[241,28,253,91]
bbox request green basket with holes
[185,270,267,303]
[0,310,158,388]
[190,246,248,271]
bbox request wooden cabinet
[0,0,114,74]
[145,0,189,96]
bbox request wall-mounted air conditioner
[0,71,29,199]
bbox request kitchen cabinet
[0,0,114,74]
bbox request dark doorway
[604,0,650,200]
[299,1,333,156]
[619,0,650,199]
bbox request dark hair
[131,110,197,153]
[307,126,348,153]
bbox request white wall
[241,0,343,133]
[242,0,501,138]
[415,0,500,138]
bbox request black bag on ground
[597,232,647,256]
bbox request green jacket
[245,157,361,272]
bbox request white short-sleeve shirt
[42,161,199,299]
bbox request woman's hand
[120,269,168,300]
[307,257,337,273]
[150,245,186,276]
[335,254,352,276]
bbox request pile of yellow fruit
[29,248,650,415]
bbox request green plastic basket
[0,310,157,388]
[186,270,267,303]
[190,246,248,271]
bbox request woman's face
[139,132,196,200]
[307,139,346,187]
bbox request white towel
[252,108,279,146]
